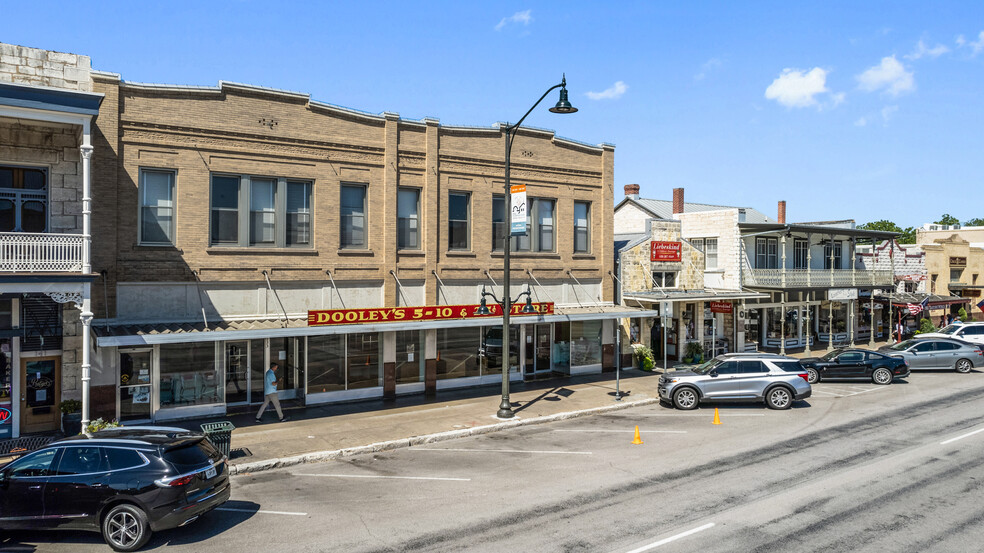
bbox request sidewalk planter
[58,399,82,436]
[201,421,236,458]
[632,344,655,371]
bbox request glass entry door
[271,337,304,401]
[225,341,249,405]
[21,356,60,434]
[524,324,552,376]
[119,350,152,422]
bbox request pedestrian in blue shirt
[255,362,288,422]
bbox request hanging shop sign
[510,184,527,235]
[651,241,682,262]
[950,257,967,267]
[0,407,10,424]
[897,274,927,282]
[709,301,733,314]
[829,288,859,301]
[308,302,554,326]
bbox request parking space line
[412,447,593,455]
[941,427,984,445]
[298,473,471,481]
[622,522,715,553]
[217,507,308,516]
[627,413,765,417]
[554,429,687,434]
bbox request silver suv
[658,354,812,410]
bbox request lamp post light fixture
[494,76,577,419]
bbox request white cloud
[881,105,899,123]
[585,81,628,100]
[694,58,722,80]
[495,9,532,31]
[905,39,950,60]
[855,117,868,127]
[856,56,914,96]
[968,31,984,55]
[764,67,831,108]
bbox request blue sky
[6,1,983,227]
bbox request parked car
[879,338,984,373]
[658,354,811,410]
[913,322,984,345]
[798,348,910,385]
[0,426,230,551]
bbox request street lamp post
[494,76,577,419]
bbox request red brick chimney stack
[672,188,684,215]
[778,200,786,224]
[624,184,640,199]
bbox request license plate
[205,466,217,479]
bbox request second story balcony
[743,267,893,289]
[0,232,86,273]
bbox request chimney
[672,187,684,216]
[778,200,786,224]
[624,184,640,200]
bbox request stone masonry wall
[678,208,740,290]
[0,43,92,92]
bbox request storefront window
[437,327,481,379]
[396,330,423,384]
[570,321,602,368]
[347,333,380,389]
[307,335,345,393]
[819,302,849,335]
[552,322,571,372]
[0,338,11,438]
[119,350,152,421]
[746,309,761,344]
[482,326,519,375]
[159,343,221,408]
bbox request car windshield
[692,359,723,374]
[820,350,843,361]
[938,325,961,335]
[890,340,917,351]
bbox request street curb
[229,395,661,475]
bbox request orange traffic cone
[712,407,722,425]
[631,425,644,445]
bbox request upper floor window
[950,268,963,283]
[755,237,778,269]
[209,174,312,248]
[448,192,470,250]
[930,274,938,294]
[397,187,420,250]
[535,199,555,252]
[824,240,843,269]
[652,271,677,289]
[574,201,590,253]
[492,195,506,251]
[492,195,556,252]
[139,169,175,244]
[704,238,718,269]
[793,239,808,269]
[0,165,47,233]
[340,184,367,249]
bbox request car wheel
[672,387,699,410]
[765,386,793,410]
[956,359,973,373]
[806,368,820,384]
[102,503,151,552]
[872,367,893,385]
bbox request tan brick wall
[89,80,613,320]
[0,42,92,92]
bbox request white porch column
[81,284,93,427]
[804,291,812,356]
[81,121,93,275]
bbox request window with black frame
[574,201,590,253]
[340,184,367,249]
[448,192,470,250]
[397,187,420,250]
[0,165,47,233]
[209,174,312,248]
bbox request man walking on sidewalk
[256,362,289,422]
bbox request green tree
[958,307,969,322]
[935,214,960,225]
[858,220,916,244]
[963,217,984,227]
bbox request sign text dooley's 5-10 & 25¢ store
[308,302,554,326]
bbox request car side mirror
[709,371,718,377]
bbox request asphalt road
[6,371,984,552]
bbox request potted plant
[685,341,704,364]
[84,417,122,434]
[59,399,83,436]
[632,344,655,371]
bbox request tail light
[796,373,809,383]
[155,474,196,487]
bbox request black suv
[0,426,230,551]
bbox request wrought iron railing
[744,268,893,288]
[0,232,85,272]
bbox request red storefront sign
[308,302,554,326]
[0,407,10,424]
[651,241,682,262]
[709,301,733,314]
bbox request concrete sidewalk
[173,339,895,475]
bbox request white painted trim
[304,386,383,404]
[153,403,224,421]
[0,105,92,127]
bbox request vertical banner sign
[510,184,527,235]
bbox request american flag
[907,297,930,316]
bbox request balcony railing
[744,268,893,288]
[0,232,85,272]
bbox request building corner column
[81,284,93,427]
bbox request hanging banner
[510,184,527,235]
[308,302,554,326]
[829,288,859,301]
[650,241,682,262]
[709,301,733,314]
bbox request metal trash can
[200,421,236,458]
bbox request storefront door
[225,341,249,405]
[523,324,552,376]
[118,350,152,422]
[271,337,304,401]
[20,356,59,434]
